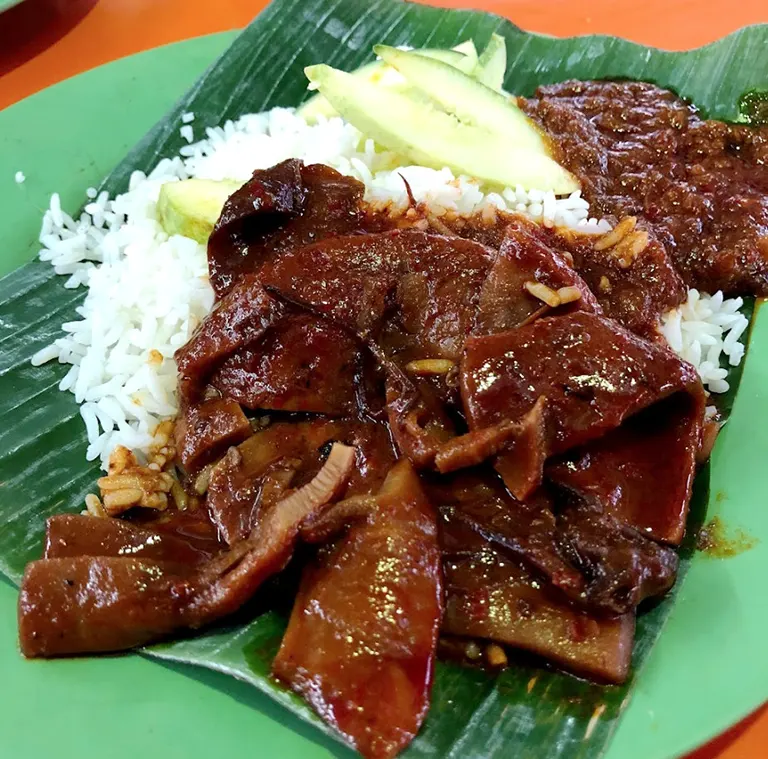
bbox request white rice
[179,125,194,144]
[32,165,213,465]
[27,107,748,467]
[660,290,749,394]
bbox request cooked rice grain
[661,289,748,393]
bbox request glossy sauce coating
[45,513,219,565]
[211,313,361,415]
[473,219,601,335]
[209,161,391,298]
[273,461,443,759]
[547,393,705,545]
[462,311,702,458]
[206,419,395,545]
[524,80,768,295]
[442,545,635,684]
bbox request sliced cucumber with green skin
[374,45,545,154]
[304,64,579,194]
[476,33,507,91]
[157,179,242,243]
[299,45,476,123]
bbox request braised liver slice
[210,313,361,416]
[473,220,601,336]
[447,212,685,338]
[262,229,495,360]
[547,393,704,545]
[461,311,703,496]
[175,397,252,473]
[175,274,281,403]
[209,160,391,297]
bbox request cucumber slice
[417,48,475,74]
[452,39,479,65]
[304,64,579,194]
[374,45,544,153]
[476,33,507,91]
[297,95,340,123]
[298,46,475,123]
[300,60,384,122]
[157,179,242,243]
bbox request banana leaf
[0,0,765,757]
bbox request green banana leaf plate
[0,2,766,758]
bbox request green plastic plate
[0,30,765,759]
[0,0,25,13]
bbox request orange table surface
[0,1,766,758]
